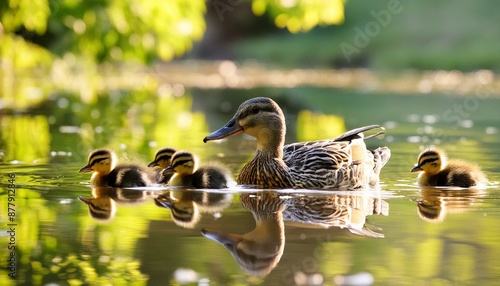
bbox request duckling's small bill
[79,165,93,173]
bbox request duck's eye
[252,106,260,114]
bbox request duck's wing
[284,140,358,189]
[283,125,388,190]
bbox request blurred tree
[0,0,345,67]
[0,0,207,65]
[252,0,345,33]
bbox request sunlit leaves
[48,0,206,63]
[0,0,50,33]
[1,0,206,65]
[252,0,345,33]
[0,0,347,68]
[0,34,53,69]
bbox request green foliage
[0,0,207,67]
[0,0,348,70]
[0,0,50,33]
[252,0,345,33]
[46,0,206,63]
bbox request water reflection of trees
[0,93,209,163]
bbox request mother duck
[203,97,390,190]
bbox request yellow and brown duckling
[411,148,487,188]
[203,97,390,189]
[148,147,177,184]
[162,151,235,189]
[79,149,157,187]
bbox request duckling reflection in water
[79,149,158,187]
[80,187,157,222]
[163,151,235,189]
[411,148,487,188]
[155,190,233,229]
[417,187,487,223]
[79,187,117,222]
[148,147,176,184]
[202,192,286,277]
[203,97,390,189]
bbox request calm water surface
[1,88,500,285]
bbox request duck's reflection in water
[284,192,388,238]
[203,192,286,277]
[154,189,233,228]
[416,187,487,223]
[79,187,156,222]
[202,191,389,277]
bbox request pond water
[1,86,500,285]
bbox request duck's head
[148,147,176,168]
[203,97,286,153]
[79,149,116,175]
[162,151,198,177]
[411,148,446,175]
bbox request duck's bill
[162,166,175,176]
[147,161,158,168]
[79,165,93,173]
[203,116,243,143]
[201,228,243,248]
[410,165,423,172]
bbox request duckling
[411,148,487,188]
[162,151,235,189]
[203,97,390,189]
[79,149,157,187]
[148,147,177,184]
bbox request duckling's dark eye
[252,106,260,114]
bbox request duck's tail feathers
[371,146,391,175]
[334,125,384,142]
